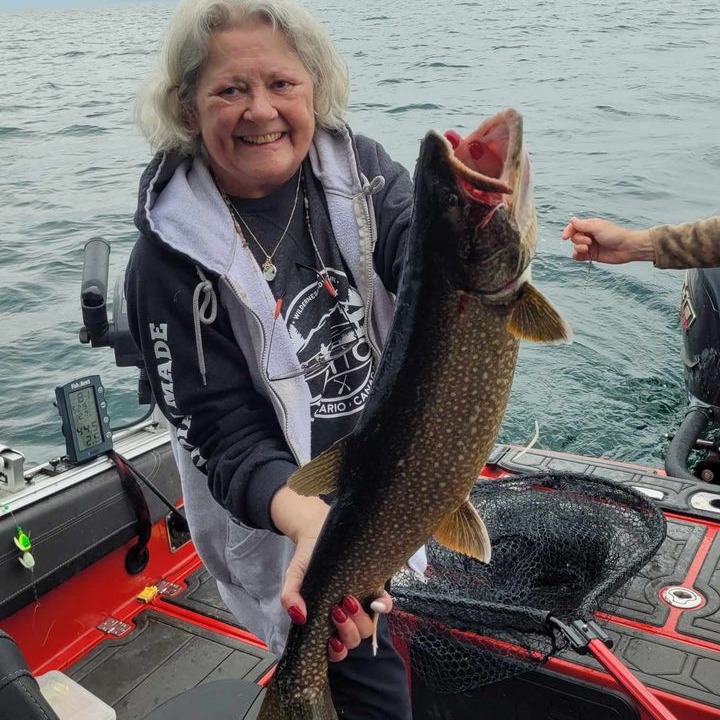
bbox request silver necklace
[220,171,302,282]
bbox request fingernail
[370,600,387,614]
[342,595,359,614]
[329,637,344,654]
[287,605,306,625]
[331,606,348,624]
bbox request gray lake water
[1,0,718,465]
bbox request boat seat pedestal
[143,678,263,720]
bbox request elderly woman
[126,0,414,717]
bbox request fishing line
[584,238,598,289]
[514,420,540,461]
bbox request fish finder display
[55,375,113,463]
[69,387,104,451]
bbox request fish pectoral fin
[509,282,573,344]
[433,499,492,563]
[287,443,343,497]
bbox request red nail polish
[331,606,347,624]
[329,637,344,654]
[342,595,359,615]
[287,605,306,625]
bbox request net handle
[588,639,680,720]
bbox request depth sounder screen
[69,386,103,451]
[55,375,112,463]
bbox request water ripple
[388,103,442,114]
[0,126,33,138]
[54,124,109,136]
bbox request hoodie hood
[134,126,370,279]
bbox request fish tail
[256,678,338,720]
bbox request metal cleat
[0,445,26,494]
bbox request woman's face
[190,20,316,198]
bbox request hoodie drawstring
[362,175,385,196]
[192,267,218,386]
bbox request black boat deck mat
[162,567,244,628]
[676,530,720,644]
[67,609,275,720]
[607,517,705,626]
[560,621,720,709]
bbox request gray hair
[136,0,350,155]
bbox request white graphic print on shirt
[284,268,374,422]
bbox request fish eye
[446,193,459,208]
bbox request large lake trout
[257,108,571,720]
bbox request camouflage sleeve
[650,216,720,269]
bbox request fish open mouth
[440,109,525,207]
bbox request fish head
[415,108,536,299]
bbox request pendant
[262,260,277,282]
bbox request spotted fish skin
[257,108,571,720]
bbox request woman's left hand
[326,592,393,661]
[271,485,393,661]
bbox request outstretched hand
[562,216,654,264]
[271,485,393,662]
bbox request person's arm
[125,234,295,531]
[650,216,720,269]
[561,217,654,264]
[271,484,393,661]
[562,215,720,269]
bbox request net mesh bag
[389,471,667,693]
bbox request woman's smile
[239,132,285,145]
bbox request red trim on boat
[0,520,199,674]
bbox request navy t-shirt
[229,164,374,456]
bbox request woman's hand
[562,216,655,264]
[327,593,393,661]
[270,485,392,661]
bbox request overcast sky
[2,0,174,11]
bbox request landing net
[389,472,666,693]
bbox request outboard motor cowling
[666,268,720,482]
[680,267,720,407]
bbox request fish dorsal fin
[509,282,573,343]
[433,498,492,563]
[287,443,344,497]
